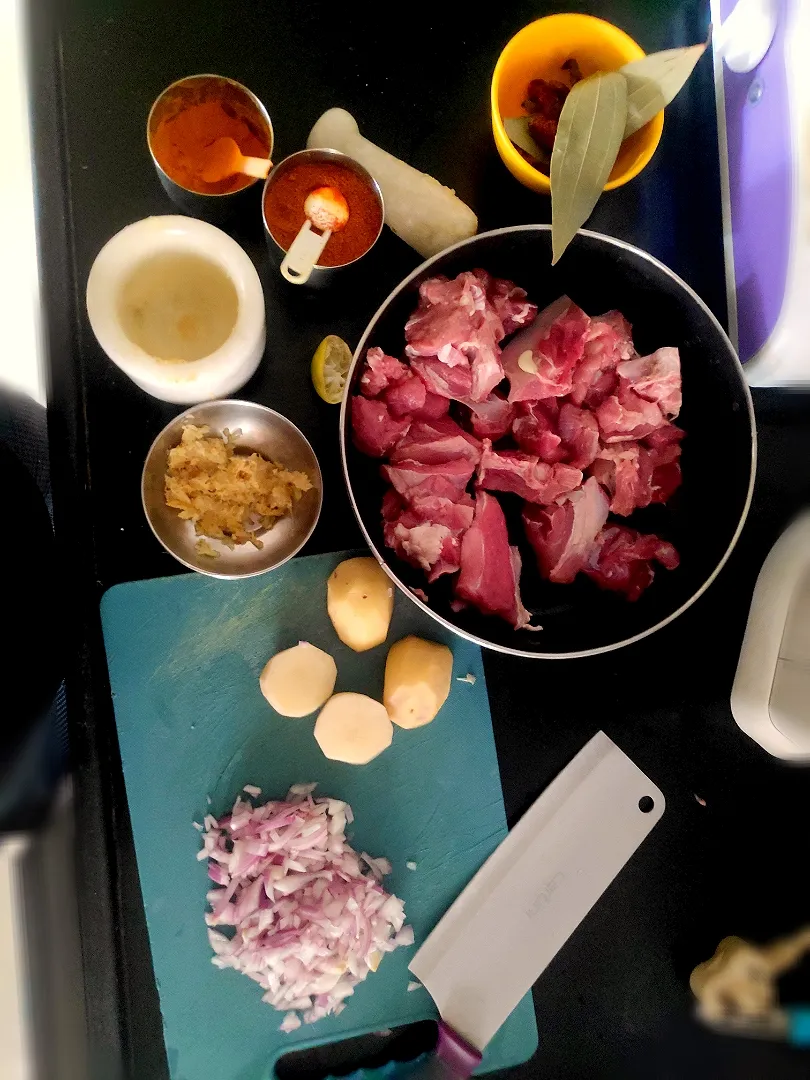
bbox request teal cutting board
[100,551,538,1080]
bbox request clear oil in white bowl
[117,251,238,363]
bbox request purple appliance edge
[715,0,794,363]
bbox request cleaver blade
[408,731,664,1070]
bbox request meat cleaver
[407,731,665,1077]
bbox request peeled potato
[327,557,394,652]
[384,636,452,729]
[314,692,393,764]
[260,642,337,717]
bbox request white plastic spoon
[279,186,349,285]
[200,136,272,184]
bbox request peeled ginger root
[260,642,337,717]
[384,635,452,729]
[327,557,394,652]
[314,692,393,765]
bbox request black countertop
[27,1,810,1077]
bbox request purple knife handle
[436,1022,483,1077]
[404,1022,482,1080]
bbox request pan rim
[339,224,757,660]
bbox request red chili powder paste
[264,162,382,267]
[152,100,270,195]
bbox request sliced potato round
[260,642,337,717]
[384,635,452,729]
[327,557,394,652]
[314,692,393,764]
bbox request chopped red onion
[199,785,411,1031]
[394,925,414,947]
[360,853,393,881]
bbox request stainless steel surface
[262,148,384,288]
[141,399,322,578]
[147,74,273,222]
[339,224,756,659]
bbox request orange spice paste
[152,100,270,195]
[263,161,382,268]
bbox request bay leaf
[621,43,707,138]
[550,71,627,265]
[503,116,543,160]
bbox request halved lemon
[311,335,352,404]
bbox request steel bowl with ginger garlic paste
[142,400,322,579]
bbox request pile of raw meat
[351,269,683,630]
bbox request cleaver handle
[402,1022,482,1080]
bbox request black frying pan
[339,226,755,658]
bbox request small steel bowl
[262,148,384,288]
[142,400,322,579]
[147,74,273,223]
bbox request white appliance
[732,513,810,760]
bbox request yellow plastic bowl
[491,13,664,194]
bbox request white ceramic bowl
[86,216,266,404]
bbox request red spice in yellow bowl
[491,14,664,194]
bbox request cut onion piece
[198,784,411,1031]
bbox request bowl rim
[261,148,385,269]
[490,12,664,193]
[147,73,274,198]
[339,223,757,659]
[142,399,323,579]
[85,215,266,388]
